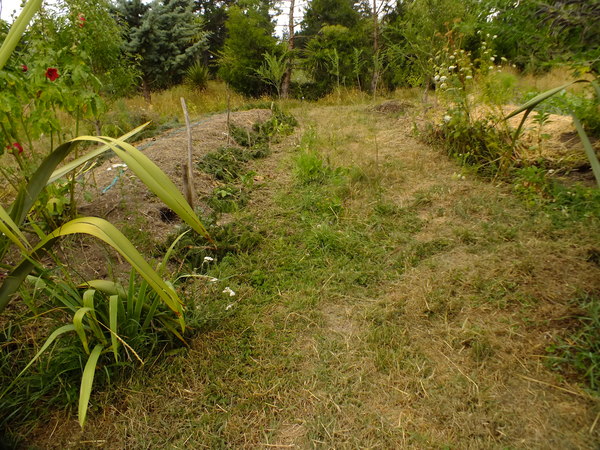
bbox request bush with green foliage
[304,24,371,95]
[382,0,477,90]
[425,32,516,178]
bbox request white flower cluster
[432,32,506,98]
[222,286,236,297]
[432,46,474,94]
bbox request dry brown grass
[515,66,594,93]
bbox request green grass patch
[547,295,600,395]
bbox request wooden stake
[226,85,231,146]
[180,97,195,209]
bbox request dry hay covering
[70,109,272,279]
[373,100,415,114]
[473,104,600,169]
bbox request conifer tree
[218,2,279,96]
[114,0,208,101]
[301,0,362,38]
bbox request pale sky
[1,0,24,22]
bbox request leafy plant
[198,146,268,181]
[2,239,186,428]
[228,107,297,148]
[513,166,600,221]
[209,184,248,213]
[255,52,288,98]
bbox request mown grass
[3,98,600,448]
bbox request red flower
[78,13,86,27]
[6,142,24,154]
[45,67,59,81]
[21,64,28,72]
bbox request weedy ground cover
[7,99,598,448]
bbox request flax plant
[0,0,211,428]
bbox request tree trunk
[370,0,380,95]
[142,78,152,103]
[281,0,295,99]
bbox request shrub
[428,111,514,178]
[185,61,210,91]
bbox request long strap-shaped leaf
[71,136,211,241]
[0,0,43,70]
[109,295,119,361]
[47,122,149,185]
[80,280,127,298]
[505,80,588,144]
[572,114,600,188]
[73,307,93,354]
[0,204,31,252]
[10,125,149,227]
[78,344,104,428]
[9,141,75,226]
[0,217,184,330]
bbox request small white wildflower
[493,34,497,39]
[465,75,473,80]
[501,56,507,62]
[443,115,452,123]
[486,33,490,38]
[448,65,456,70]
[208,277,219,283]
[203,256,214,263]
[222,287,236,297]
[477,30,481,35]
[449,55,455,60]
[440,83,447,89]
[490,57,495,62]
[225,303,234,310]
[488,66,494,70]
[439,75,447,82]
[512,64,517,68]
[434,75,440,81]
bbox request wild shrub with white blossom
[428,31,515,178]
[432,32,505,122]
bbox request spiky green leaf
[78,344,104,428]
